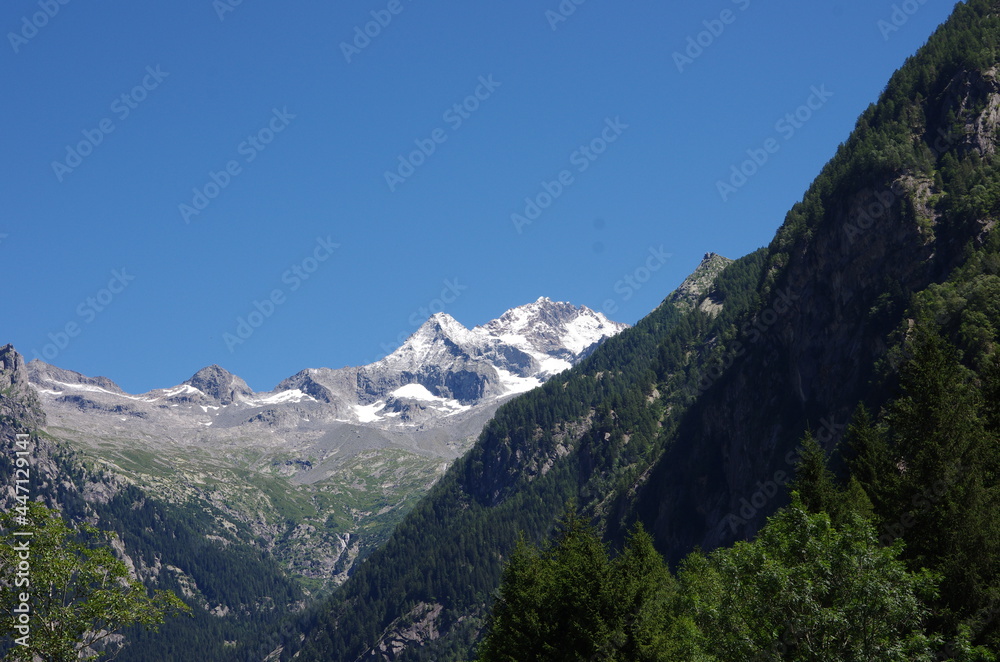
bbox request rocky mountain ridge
[30,297,625,438]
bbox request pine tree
[845,403,899,515]
[879,327,1000,646]
[477,514,614,662]
[790,431,841,518]
[681,500,938,662]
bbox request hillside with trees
[280,1,1000,659]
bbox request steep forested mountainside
[282,2,1000,660]
[635,0,1000,559]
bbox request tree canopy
[0,501,188,662]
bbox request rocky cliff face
[1,345,130,532]
[938,66,1000,158]
[0,343,45,430]
[663,253,734,316]
[184,365,253,405]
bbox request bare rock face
[184,365,253,405]
[1,346,125,515]
[663,253,734,315]
[27,359,123,394]
[372,602,444,661]
[938,67,1000,158]
[0,344,45,429]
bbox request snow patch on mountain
[391,384,439,401]
[249,389,315,406]
[353,402,385,423]
[494,368,543,395]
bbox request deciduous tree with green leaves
[681,500,940,661]
[0,501,188,662]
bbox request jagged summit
[663,252,733,314]
[27,359,124,394]
[373,313,480,377]
[184,365,253,405]
[412,312,477,345]
[1,345,45,428]
[479,297,627,357]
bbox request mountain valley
[20,297,626,588]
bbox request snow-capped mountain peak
[377,312,479,368]
[479,297,627,358]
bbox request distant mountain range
[29,297,626,457]
[24,297,627,584]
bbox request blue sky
[3,0,959,393]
